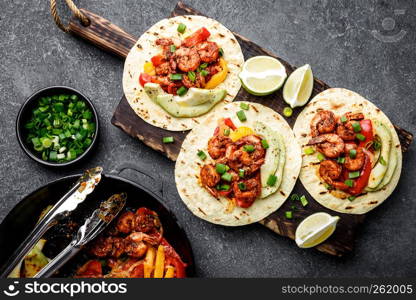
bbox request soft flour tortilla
[293,88,402,214]
[175,102,301,226]
[123,15,244,131]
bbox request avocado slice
[155,89,226,118]
[176,88,221,106]
[366,148,398,192]
[254,121,286,198]
[367,121,392,189]
[144,83,165,103]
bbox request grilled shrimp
[154,61,172,75]
[116,211,135,234]
[344,147,365,171]
[200,164,221,187]
[233,173,261,208]
[124,232,159,258]
[308,133,345,158]
[208,135,232,159]
[182,73,205,88]
[319,160,349,191]
[174,47,201,72]
[336,112,364,141]
[195,41,219,63]
[310,110,337,137]
[89,236,125,258]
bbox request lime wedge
[239,56,287,96]
[283,64,313,108]
[295,212,339,248]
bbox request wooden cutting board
[67,2,413,256]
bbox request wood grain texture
[67,2,413,256]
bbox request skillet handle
[112,163,164,198]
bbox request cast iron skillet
[0,166,195,277]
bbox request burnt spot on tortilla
[224,107,228,110]
[162,125,167,129]
[301,133,307,137]
[274,115,280,121]
[153,32,159,36]
[292,176,296,180]
[230,38,236,44]
[181,123,187,128]
[181,188,187,193]
[128,71,132,78]
[165,115,172,120]
[316,108,323,112]
[376,108,380,113]
[396,144,400,148]
[193,119,200,124]
[310,162,321,166]
[369,201,378,204]
[219,33,225,38]
[252,105,259,113]
[331,102,344,109]
[160,26,165,30]
[198,207,206,215]
[345,206,353,210]
[319,191,327,195]
[137,44,142,49]
[279,191,286,196]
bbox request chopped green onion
[42,138,52,148]
[267,175,277,186]
[170,74,182,81]
[340,115,348,123]
[300,195,308,207]
[200,69,209,77]
[349,149,357,159]
[238,182,247,191]
[49,151,57,161]
[240,102,249,110]
[283,107,293,117]
[177,23,186,33]
[223,128,230,136]
[356,133,366,141]
[236,110,247,122]
[261,139,269,149]
[344,179,354,187]
[187,71,196,82]
[219,48,224,56]
[352,122,361,132]
[238,169,245,178]
[380,156,387,166]
[221,172,233,182]
[216,164,228,174]
[177,86,188,96]
[373,140,382,151]
[170,45,176,52]
[200,63,208,69]
[304,147,315,155]
[197,150,207,160]
[216,184,230,191]
[243,145,255,152]
[290,205,296,210]
[291,194,300,201]
[337,157,346,164]
[285,211,293,219]
[348,196,356,201]
[349,171,360,179]
[324,183,333,190]
[317,152,325,161]
[162,136,174,143]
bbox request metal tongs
[34,193,126,278]
[0,167,103,278]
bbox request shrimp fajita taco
[175,102,301,226]
[123,15,244,131]
[293,88,402,214]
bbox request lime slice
[283,64,313,108]
[239,56,287,96]
[295,212,339,248]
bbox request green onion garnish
[261,139,269,149]
[200,70,209,77]
[379,156,387,166]
[240,102,249,110]
[177,86,188,96]
[337,157,346,164]
[177,23,186,33]
[197,150,207,160]
[285,211,293,219]
[221,172,233,182]
[216,184,230,191]
[300,195,308,207]
[349,171,360,179]
[223,128,230,136]
[188,71,196,82]
[352,122,361,132]
[283,107,293,117]
[291,194,300,201]
[216,164,227,174]
[324,183,333,190]
[238,169,245,178]
[348,196,356,201]
[243,145,255,152]
[236,110,247,122]
[200,63,208,69]
[317,152,325,161]
[219,48,224,56]
[373,140,382,151]
[356,133,366,141]
[170,45,176,52]
[267,174,277,186]
[340,115,348,123]
[162,136,174,143]
[344,179,354,187]
[170,74,182,81]
[304,147,315,155]
[238,182,246,191]
[349,149,357,159]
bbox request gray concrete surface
[0,0,415,277]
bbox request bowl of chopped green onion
[16,86,99,167]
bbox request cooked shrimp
[200,164,221,187]
[227,135,266,175]
[195,41,219,63]
[154,61,171,75]
[336,121,356,141]
[182,73,205,88]
[232,173,261,208]
[116,211,135,234]
[310,110,337,137]
[208,135,232,159]
[319,160,349,191]
[344,147,365,171]
[174,47,201,72]
[134,207,163,235]
[89,236,125,258]
[124,232,159,258]
[308,133,345,158]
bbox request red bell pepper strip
[160,238,187,278]
[151,54,165,66]
[348,152,372,195]
[224,118,237,130]
[139,73,152,87]
[358,119,374,147]
[183,27,211,47]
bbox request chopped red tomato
[358,119,374,148]
[139,73,152,87]
[348,152,372,195]
[183,27,211,47]
[151,54,165,66]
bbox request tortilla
[175,102,301,226]
[123,15,244,131]
[293,88,402,214]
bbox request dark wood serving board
[67,2,413,256]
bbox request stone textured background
[0,0,415,277]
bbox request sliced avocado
[176,88,220,106]
[156,89,226,118]
[144,83,165,103]
[367,121,392,189]
[366,148,398,192]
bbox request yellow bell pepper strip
[153,245,165,278]
[204,58,228,89]
[164,266,175,278]
[143,246,156,278]
[143,61,156,76]
[229,126,255,142]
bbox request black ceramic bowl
[16,86,99,167]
